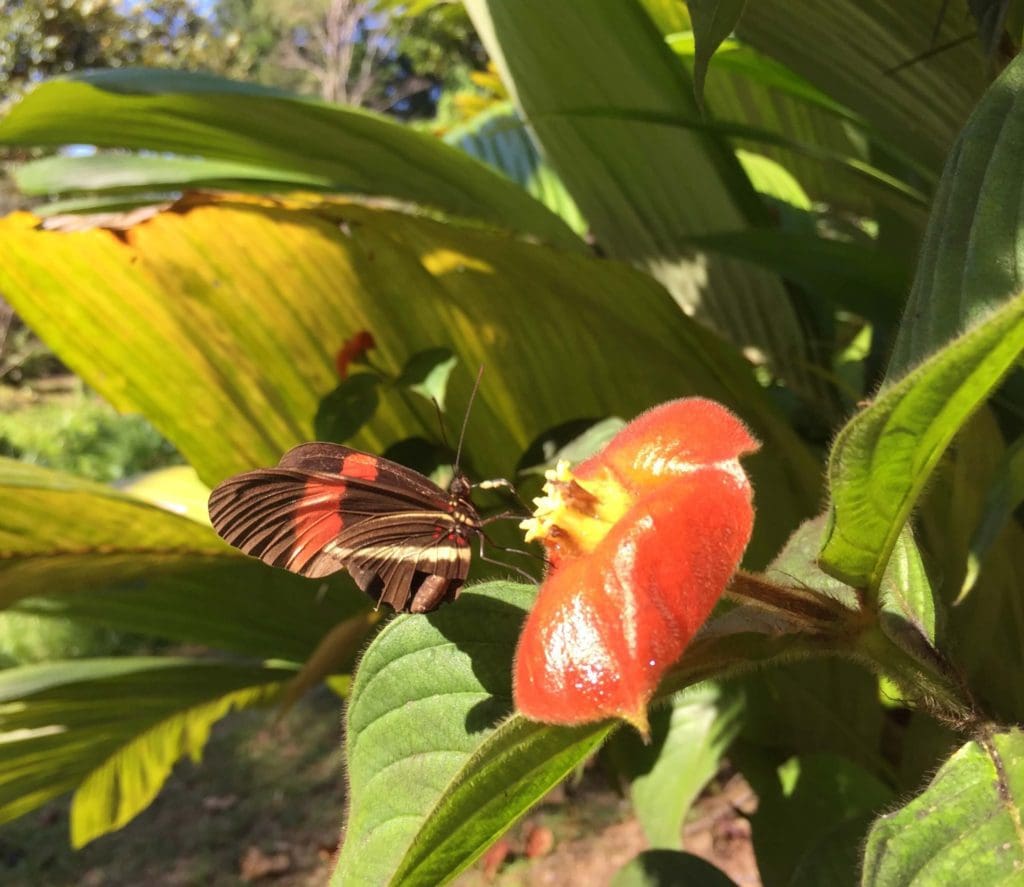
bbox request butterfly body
[209,442,482,613]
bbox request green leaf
[314,373,382,443]
[916,410,1024,722]
[444,102,589,235]
[682,229,908,325]
[0,657,294,841]
[668,35,933,219]
[395,347,459,412]
[963,433,1024,597]
[518,416,627,475]
[463,0,826,405]
[742,752,893,887]
[0,458,370,660]
[688,0,748,109]
[736,2,988,176]
[888,52,1024,378]
[333,581,610,885]
[877,528,938,655]
[0,194,820,563]
[608,683,744,848]
[14,152,328,196]
[611,849,738,886]
[821,292,1024,591]
[0,68,580,249]
[862,729,1024,885]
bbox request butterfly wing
[208,443,478,612]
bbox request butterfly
[208,442,483,614]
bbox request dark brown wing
[323,511,473,612]
[208,443,478,612]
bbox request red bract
[514,398,759,734]
[335,330,376,379]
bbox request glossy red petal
[514,467,753,729]
[575,398,759,492]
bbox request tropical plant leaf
[395,347,459,412]
[0,194,820,563]
[332,580,593,885]
[0,68,580,249]
[682,229,908,325]
[688,0,749,108]
[463,0,826,406]
[742,752,892,887]
[736,1,989,176]
[14,152,326,196]
[862,729,1024,885]
[0,458,370,660]
[821,292,1024,592]
[444,101,588,235]
[917,409,1024,722]
[888,51,1024,378]
[607,683,745,848]
[962,432,1024,597]
[314,372,382,443]
[0,657,295,843]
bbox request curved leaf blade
[464,0,824,404]
[0,458,370,660]
[821,292,1024,591]
[862,729,1024,885]
[0,69,580,248]
[0,194,819,562]
[0,658,295,839]
[689,0,749,108]
[888,52,1024,379]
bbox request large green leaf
[917,410,1024,722]
[14,152,329,196]
[0,194,819,562]
[821,292,1024,591]
[333,580,576,886]
[888,51,1024,378]
[444,101,588,235]
[736,1,989,176]
[464,0,825,404]
[0,68,580,249]
[0,458,370,660]
[862,729,1024,885]
[0,657,295,843]
[608,683,744,848]
[741,752,893,887]
[669,35,922,219]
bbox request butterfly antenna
[454,364,484,474]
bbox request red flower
[335,330,376,379]
[514,399,759,734]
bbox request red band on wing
[341,452,380,481]
[289,479,347,571]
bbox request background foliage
[2,1,1024,885]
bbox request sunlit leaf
[0,657,294,842]
[0,458,370,660]
[822,292,1024,591]
[395,347,459,412]
[0,194,820,563]
[0,68,580,248]
[862,729,1024,885]
[463,0,826,405]
[608,683,744,848]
